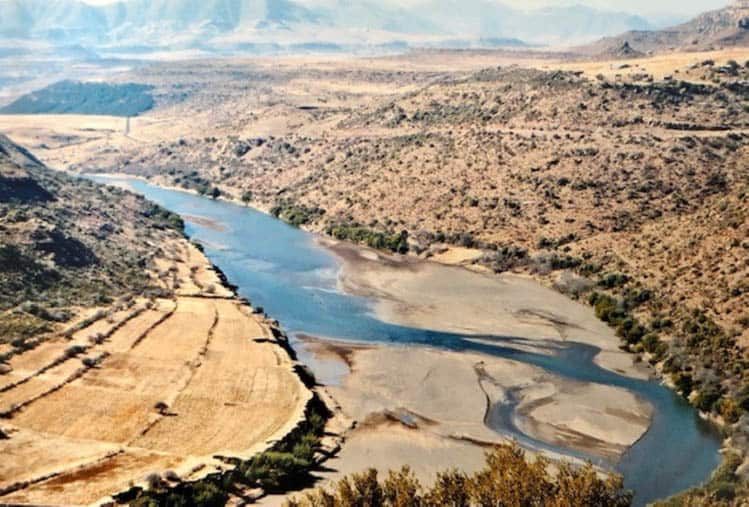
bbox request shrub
[288,442,631,506]
[673,372,694,396]
[65,345,86,357]
[191,481,226,506]
[163,470,180,482]
[590,293,626,325]
[599,272,629,289]
[242,451,310,492]
[327,224,409,254]
[145,473,164,491]
[272,203,325,227]
[616,318,646,345]
[154,401,169,415]
[694,384,722,412]
[717,398,741,424]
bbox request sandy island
[286,335,652,501]
[325,239,649,381]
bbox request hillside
[582,0,749,55]
[58,52,749,467]
[0,81,155,117]
[0,133,182,351]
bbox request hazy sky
[79,0,733,17]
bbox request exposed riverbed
[90,175,721,506]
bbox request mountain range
[581,0,749,54]
[0,0,663,53]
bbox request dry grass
[0,248,311,505]
[553,47,749,80]
[132,299,306,457]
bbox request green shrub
[242,451,310,491]
[590,293,626,325]
[694,385,722,412]
[616,318,646,345]
[272,203,324,227]
[673,372,694,396]
[599,273,629,289]
[327,224,409,254]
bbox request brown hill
[581,0,749,55]
[0,134,185,350]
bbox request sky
[79,0,733,18]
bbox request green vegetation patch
[0,81,155,117]
[326,223,409,254]
[271,202,325,228]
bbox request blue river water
[92,176,721,506]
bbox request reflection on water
[89,175,721,507]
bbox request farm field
[0,243,311,505]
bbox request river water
[92,176,721,506]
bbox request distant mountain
[514,5,654,45]
[581,0,749,55]
[0,0,660,54]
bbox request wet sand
[324,239,649,380]
[292,336,652,492]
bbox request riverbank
[77,175,723,506]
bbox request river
[91,176,721,506]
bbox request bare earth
[273,237,654,499]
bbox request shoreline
[92,174,661,451]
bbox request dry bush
[287,442,631,507]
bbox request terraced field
[0,243,311,505]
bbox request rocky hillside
[0,134,184,351]
[583,0,749,55]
